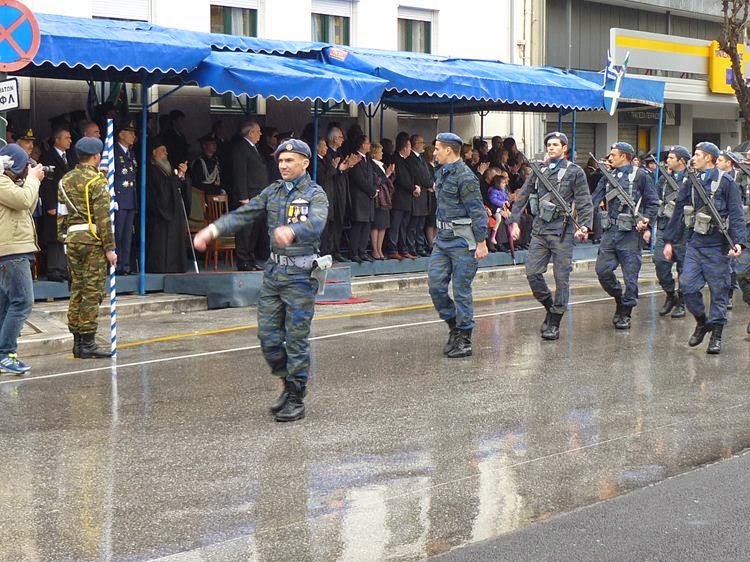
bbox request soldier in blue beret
[591,141,660,329]
[114,120,138,275]
[194,139,329,422]
[652,145,690,319]
[716,148,744,312]
[428,132,488,358]
[662,142,747,353]
[509,131,593,340]
[732,150,750,333]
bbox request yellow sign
[709,40,745,94]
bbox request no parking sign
[0,0,39,72]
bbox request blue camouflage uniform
[510,157,593,317]
[428,158,488,332]
[113,142,137,274]
[735,166,750,316]
[653,168,688,296]
[663,167,747,326]
[591,165,659,310]
[211,172,328,388]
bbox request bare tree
[720,0,750,131]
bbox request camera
[41,165,55,174]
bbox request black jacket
[408,152,432,216]
[39,147,74,244]
[348,155,376,222]
[392,153,416,212]
[228,138,269,208]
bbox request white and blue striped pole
[105,118,117,359]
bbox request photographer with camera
[0,144,45,375]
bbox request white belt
[270,252,317,269]
[68,224,94,234]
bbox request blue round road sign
[0,0,40,72]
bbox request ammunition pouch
[599,209,611,231]
[616,212,635,232]
[538,197,560,223]
[451,217,477,251]
[528,192,539,217]
[693,211,716,236]
[663,199,676,219]
[683,205,695,229]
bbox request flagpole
[105,119,118,359]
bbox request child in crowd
[488,172,510,245]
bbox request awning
[183,51,387,105]
[324,47,604,112]
[572,70,665,108]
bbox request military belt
[437,219,466,230]
[68,224,96,235]
[270,252,318,269]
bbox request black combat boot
[612,295,624,326]
[670,292,686,318]
[658,292,676,316]
[77,333,111,359]
[727,290,734,311]
[274,380,306,422]
[269,382,288,415]
[541,313,563,341]
[540,297,554,334]
[72,333,81,358]
[615,306,632,330]
[707,324,724,355]
[688,315,711,347]
[447,329,473,358]
[443,318,458,355]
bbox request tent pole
[449,100,454,132]
[480,111,485,139]
[379,102,384,141]
[558,109,563,131]
[367,104,373,140]
[651,105,665,253]
[312,100,319,180]
[138,83,149,295]
[571,110,577,161]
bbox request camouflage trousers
[428,235,479,331]
[525,232,574,315]
[257,263,318,384]
[66,243,106,334]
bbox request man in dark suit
[40,127,75,281]
[113,120,138,275]
[229,120,268,270]
[162,110,190,170]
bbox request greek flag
[603,51,630,116]
[605,50,618,82]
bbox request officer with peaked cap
[114,120,138,275]
[509,131,593,340]
[15,129,36,157]
[58,136,117,359]
[193,139,329,422]
[428,132,488,358]
[652,145,690,319]
[591,141,660,329]
[662,141,747,354]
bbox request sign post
[0,0,40,146]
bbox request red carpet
[316,297,371,305]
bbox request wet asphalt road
[2,265,750,561]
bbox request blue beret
[719,150,743,165]
[695,141,719,159]
[435,132,464,146]
[75,137,104,156]
[274,138,311,160]
[668,145,691,162]
[544,131,568,146]
[0,143,29,175]
[610,142,635,156]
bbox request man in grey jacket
[0,144,45,375]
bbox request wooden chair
[203,193,236,271]
[188,187,207,235]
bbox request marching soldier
[729,151,750,335]
[717,150,743,310]
[591,142,659,329]
[114,120,138,275]
[57,137,117,359]
[651,145,690,319]
[428,132,488,358]
[193,139,328,422]
[509,132,593,340]
[663,142,747,354]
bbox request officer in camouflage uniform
[57,137,117,359]
[732,151,750,334]
[663,141,747,354]
[428,132,488,358]
[194,139,328,422]
[509,132,593,341]
[652,145,690,319]
[591,142,659,330]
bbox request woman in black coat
[347,135,377,263]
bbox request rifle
[589,152,645,223]
[685,168,736,248]
[526,160,584,233]
[656,163,683,197]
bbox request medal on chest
[287,198,310,224]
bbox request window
[210,5,258,112]
[312,13,351,114]
[398,18,431,54]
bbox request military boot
[77,333,111,359]
[274,380,306,422]
[443,318,459,355]
[72,333,82,358]
[727,290,734,311]
[670,292,686,318]
[447,329,473,358]
[707,324,724,355]
[747,319,750,335]
[612,295,624,326]
[540,297,554,334]
[615,306,632,330]
[541,313,563,341]
[658,292,676,316]
[688,315,711,347]
[269,382,288,415]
